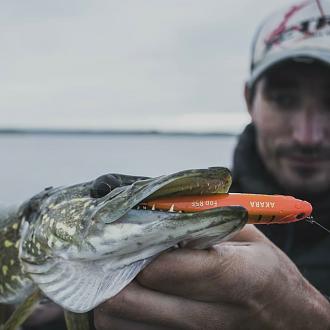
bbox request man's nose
[292,109,324,146]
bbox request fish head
[19,167,245,263]
[17,167,248,312]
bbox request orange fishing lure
[139,193,312,224]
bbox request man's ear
[244,82,253,116]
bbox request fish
[0,167,247,328]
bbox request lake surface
[0,134,237,204]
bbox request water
[0,134,237,204]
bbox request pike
[0,167,248,330]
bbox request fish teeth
[169,204,175,212]
[152,204,155,211]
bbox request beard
[262,143,330,198]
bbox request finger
[94,281,243,330]
[137,241,276,303]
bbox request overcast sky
[0,0,290,133]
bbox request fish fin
[27,257,151,313]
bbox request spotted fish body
[0,206,34,304]
[0,168,247,313]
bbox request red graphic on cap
[264,1,309,47]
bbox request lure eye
[90,174,121,198]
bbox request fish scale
[0,208,35,304]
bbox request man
[231,0,330,298]
[94,1,330,329]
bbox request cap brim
[248,49,330,87]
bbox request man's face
[247,61,330,196]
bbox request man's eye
[269,93,299,109]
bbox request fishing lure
[139,193,313,224]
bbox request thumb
[228,224,270,243]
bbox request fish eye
[90,174,121,198]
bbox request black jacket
[230,124,330,296]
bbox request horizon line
[0,127,238,137]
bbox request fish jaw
[88,167,233,224]
[59,206,248,266]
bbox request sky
[0,0,291,133]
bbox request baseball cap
[248,0,330,87]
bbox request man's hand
[94,225,330,330]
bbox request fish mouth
[85,166,246,259]
[91,167,232,223]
